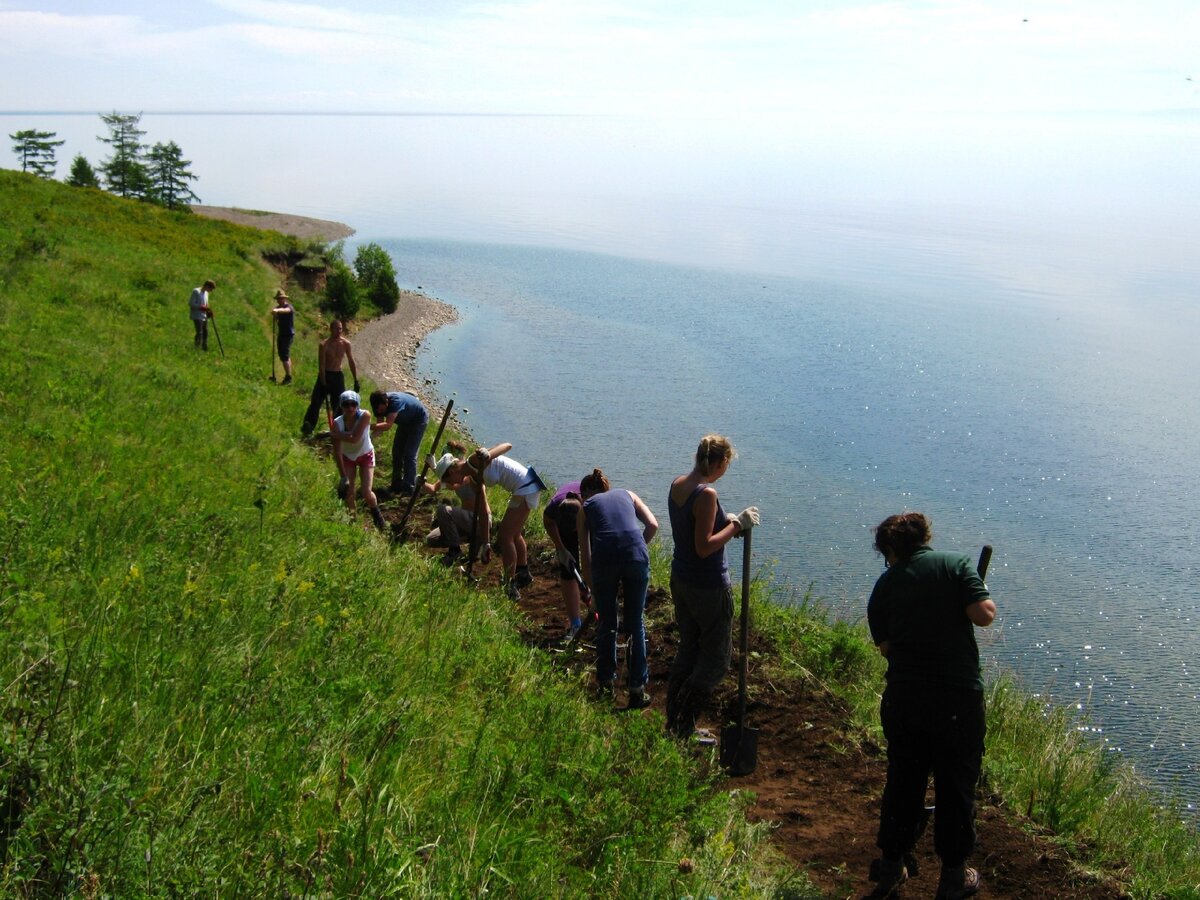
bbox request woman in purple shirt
[577,468,658,709]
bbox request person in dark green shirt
[865,512,996,900]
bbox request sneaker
[935,865,979,900]
[866,857,908,899]
[626,688,651,710]
[514,567,533,588]
[564,621,582,642]
[281,375,292,385]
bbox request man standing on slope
[189,279,215,350]
[300,319,359,438]
[865,512,996,900]
[271,289,295,384]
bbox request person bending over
[543,480,588,640]
[330,390,386,532]
[369,390,429,497]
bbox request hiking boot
[865,856,908,899]
[281,375,292,385]
[596,681,615,701]
[870,852,920,881]
[369,506,386,532]
[935,865,979,900]
[514,566,533,588]
[626,688,651,710]
[337,477,350,499]
[441,548,463,567]
[505,580,521,601]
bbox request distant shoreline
[192,204,459,414]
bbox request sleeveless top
[668,483,728,586]
[334,410,373,460]
[583,489,649,568]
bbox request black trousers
[877,684,985,867]
[301,370,346,434]
[192,318,208,349]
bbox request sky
[0,1,1197,118]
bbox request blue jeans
[594,557,650,690]
[389,412,429,493]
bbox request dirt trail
[354,489,1127,899]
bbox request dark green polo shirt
[867,546,991,691]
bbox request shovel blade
[719,723,759,776]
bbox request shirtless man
[300,319,359,438]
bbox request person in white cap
[423,444,486,566]
[424,442,545,598]
[330,390,386,532]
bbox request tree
[97,111,149,198]
[325,260,361,320]
[66,154,101,188]
[10,129,65,179]
[145,141,200,209]
[353,242,401,313]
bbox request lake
[7,110,1198,809]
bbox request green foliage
[0,169,784,896]
[9,129,65,179]
[65,154,100,189]
[354,242,401,314]
[325,259,360,320]
[145,141,200,209]
[97,111,149,199]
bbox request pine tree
[145,141,200,209]
[97,111,149,198]
[9,129,66,179]
[66,154,101,188]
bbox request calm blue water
[5,111,1197,808]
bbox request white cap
[339,390,360,407]
[433,453,456,480]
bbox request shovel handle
[977,544,993,580]
[737,528,752,720]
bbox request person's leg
[592,567,619,689]
[393,415,428,494]
[193,319,204,348]
[622,559,651,692]
[931,689,986,868]
[671,580,733,733]
[877,686,934,861]
[666,576,701,734]
[498,500,532,580]
[343,457,358,518]
[302,377,324,435]
[362,463,386,530]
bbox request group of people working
[192,279,996,900]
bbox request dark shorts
[549,498,581,578]
[277,332,293,362]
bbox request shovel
[720,528,758,776]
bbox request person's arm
[966,597,997,627]
[576,504,593,588]
[544,506,564,550]
[469,442,512,471]
[629,491,658,545]
[692,488,737,559]
[371,411,398,434]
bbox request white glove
[425,453,437,472]
[556,547,576,570]
[736,506,760,532]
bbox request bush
[354,242,401,314]
[324,259,360,319]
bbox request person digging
[330,390,386,532]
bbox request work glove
[469,447,490,471]
[425,453,437,472]
[735,506,760,533]
[204,308,214,318]
[556,547,576,570]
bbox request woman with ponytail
[665,434,759,738]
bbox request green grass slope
[0,170,781,896]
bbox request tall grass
[0,171,791,896]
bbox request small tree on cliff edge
[325,260,361,320]
[10,129,66,179]
[98,111,149,199]
[66,154,101,188]
[146,141,200,209]
[353,243,401,314]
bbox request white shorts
[508,488,541,512]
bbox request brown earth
[297,453,1129,899]
[192,206,355,242]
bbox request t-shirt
[867,546,991,691]
[380,391,426,424]
[584,489,649,568]
[334,410,373,460]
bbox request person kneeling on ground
[427,442,543,598]
[577,468,658,709]
[331,390,386,532]
[865,512,996,900]
[424,442,488,567]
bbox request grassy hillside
[0,170,781,896]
